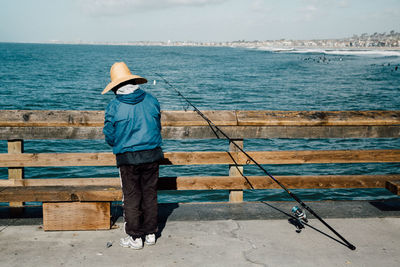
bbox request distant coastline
[49,32,400,49]
[43,40,400,50]
[5,31,400,51]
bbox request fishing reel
[288,206,308,233]
[292,206,308,223]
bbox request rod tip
[349,245,356,250]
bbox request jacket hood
[116,89,146,105]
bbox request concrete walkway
[1,217,400,267]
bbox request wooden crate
[43,202,110,231]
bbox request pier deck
[1,201,400,266]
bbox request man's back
[103,88,162,155]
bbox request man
[102,62,163,250]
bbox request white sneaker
[145,234,156,245]
[120,236,143,250]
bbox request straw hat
[102,62,147,94]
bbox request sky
[1,0,399,43]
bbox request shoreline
[1,41,400,51]
[253,46,400,51]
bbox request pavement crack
[229,220,267,267]
[229,219,241,239]
[243,245,267,267]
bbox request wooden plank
[229,191,243,202]
[8,175,395,189]
[237,149,400,164]
[0,110,236,127]
[1,125,399,139]
[161,110,237,126]
[1,110,399,128]
[43,202,110,231]
[8,140,23,207]
[0,152,116,167]
[219,125,400,139]
[162,152,240,165]
[0,151,239,167]
[157,175,400,190]
[237,110,400,126]
[229,139,243,202]
[0,126,104,140]
[0,178,121,187]
[0,175,399,203]
[0,151,236,167]
[7,140,24,178]
[0,186,122,202]
[385,181,400,195]
[1,149,398,168]
[0,110,399,140]
[0,110,105,127]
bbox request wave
[257,47,296,52]
[256,47,400,57]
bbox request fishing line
[155,73,356,251]
[261,202,351,248]
[226,151,255,190]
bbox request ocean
[0,42,399,203]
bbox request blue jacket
[103,89,162,155]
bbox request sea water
[0,43,399,203]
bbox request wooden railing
[1,110,399,230]
[1,109,400,199]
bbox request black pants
[119,162,159,238]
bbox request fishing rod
[155,73,356,251]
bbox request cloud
[76,0,227,16]
[298,4,319,22]
[337,0,349,8]
[250,0,272,13]
[304,4,317,12]
[297,0,349,22]
[301,0,350,9]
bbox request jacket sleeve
[103,101,116,147]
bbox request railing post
[8,139,24,207]
[229,139,243,203]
